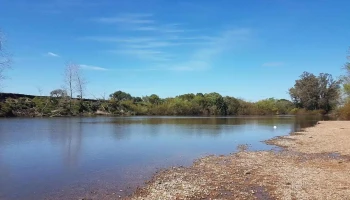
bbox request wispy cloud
[80,64,108,71]
[109,49,173,61]
[168,28,252,71]
[95,14,154,24]
[87,28,251,70]
[85,34,215,62]
[47,52,60,57]
[88,13,252,71]
[262,62,284,67]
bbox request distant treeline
[0,91,298,117]
[1,67,350,118]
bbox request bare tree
[64,62,87,111]
[0,30,11,89]
[65,62,79,109]
[74,65,86,101]
[36,86,43,96]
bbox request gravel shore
[128,121,350,200]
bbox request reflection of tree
[0,128,9,179]
[112,125,130,140]
[119,116,325,138]
[291,115,323,133]
[49,118,82,168]
[64,120,82,167]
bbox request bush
[338,102,350,120]
[0,102,13,117]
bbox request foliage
[342,48,350,98]
[110,90,133,102]
[50,89,67,98]
[289,72,341,113]
[337,49,350,119]
[338,101,350,120]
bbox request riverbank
[128,121,350,199]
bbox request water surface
[0,116,321,199]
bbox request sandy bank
[128,121,350,200]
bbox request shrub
[338,102,350,120]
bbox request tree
[318,73,341,112]
[65,63,78,109]
[342,48,350,98]
[64,62,87,111]
[0,30,11,88]
[276,99,294,114]
[110,91,132,102]
[256,98,278,115]
[133,97,143,103]
[289,72,341,112]
[74,66,86,101]
[289,72,319,110]
[50,89,67,98]
[224,96,240,115]
[148,94,161,105]
[204,92,227,115]
[177,93,195,101]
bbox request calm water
[0,116,322,199]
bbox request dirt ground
[128,121,350,200]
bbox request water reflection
[0,116,323,200]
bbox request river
[0,116,322,199]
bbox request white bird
[273,126,277,129]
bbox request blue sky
[1,0,349,101]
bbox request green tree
[342,48,350,98]
[289,72,340,112]
[224,96,240,115]
[204,93,227,115]
[318,73,341,112]
[133,97,143,103]
[110,91,133,102]
[289,72,320,110]
[256,98,278,115]
[177,93,195,101]
[148,94,161,105]
[276,99,295,114]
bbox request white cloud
[262,62,284,67]
[80,64,108,71]
[47,52,60,57]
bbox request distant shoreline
[126,121,350,199]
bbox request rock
[244,170,251,175]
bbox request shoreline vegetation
[0,90,341,118]
[124,121,350,200]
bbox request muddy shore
[126,121,350,199]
